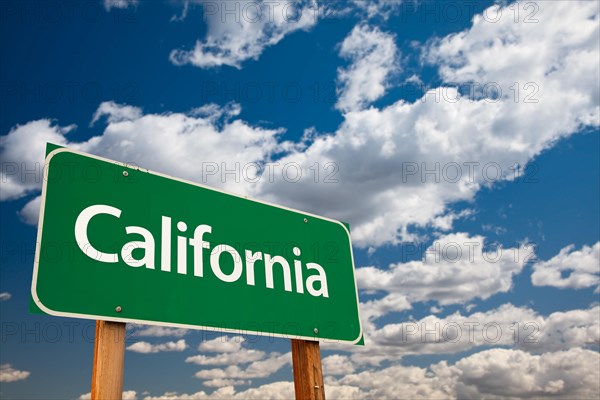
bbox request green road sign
[31,145,362,344]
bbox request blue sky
[1,1,599,398]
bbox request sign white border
[31,147,363,345]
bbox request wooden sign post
[291,339,325,400]
[91,321,126,400]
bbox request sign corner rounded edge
[44,146,72,163]
[30,274,63,318]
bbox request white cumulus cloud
[131,325,189,338]
[0,120,73,201]
[325,304,599,368]
[17,195,41,225]
[126,339,187,354]
[452,347,600,399]
[370,305,598,358]
[194,352,291,381]
[322,354,355,376]
[356,233,533,305]
[532,242,600,290]
[186,349,266,366]
[0,364,30,382]
[170,0,318,69]
[336,24,399,112]
[329,347,600,399]
[351,0,403,20]
[198,335,246,353]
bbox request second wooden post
[291,339,325,400]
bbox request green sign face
[32,146,362,344]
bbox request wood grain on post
[291,339,325,400]
[91,321,126,400]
